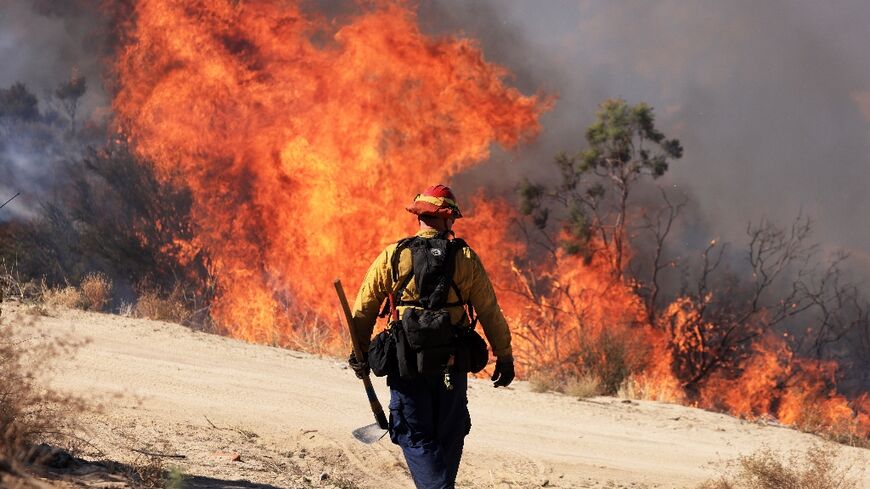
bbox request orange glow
[113,0,548,344]
[698,334,869,437]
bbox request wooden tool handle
[334,279,388,430]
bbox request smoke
[421,0,870,281]
[0,0,110,218]
[0,0,109,113]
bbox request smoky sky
[0,0,108,115]
[421,0,870,276]
[0,0,110,218]
[2,0,869,274]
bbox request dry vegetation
[80,272,113,311]
[0,317,83,480]
[126,454,185,489]
[0,308,187,488]
[0,262,44,305]
[134,288,191,324]
[528,369,603,399]
[698,444,861,489]
[1,260,201,329]
[41,285,84,310]
[617,375,683,402]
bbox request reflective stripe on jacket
[351,229,513,359]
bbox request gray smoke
[0,0,109,218]
[0,0,108,114]
[423,0,870,280]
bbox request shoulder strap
[449,239,479,327]
[445,239,466,305]
[391,237,416,282]
[378,237,416,318]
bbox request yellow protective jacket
[351,229,513,359]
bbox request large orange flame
[113,0,548,344]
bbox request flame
[698,334,869,437]
[111,0,867,440]
[113,0,548,343]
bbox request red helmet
[406,184,463,219]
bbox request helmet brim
[405,201,462,219]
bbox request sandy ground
[7,303,869,489]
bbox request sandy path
[10,304,869,489]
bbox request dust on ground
[6,303,868,488]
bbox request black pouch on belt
[368,324,398,377]
[401,308,454,376]
[395,325,417,379]
[453,327,489,373]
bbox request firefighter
[348,184,514,489]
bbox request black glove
[491,356,515,388]
[348,350,369,379]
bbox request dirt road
[12,305,868,488]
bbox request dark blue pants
[387,373,470,489]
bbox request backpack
[367,234,488,379]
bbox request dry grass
[617,375,684,403]
[0,316,85,476]
[80,272,113,312]
[528,369,602,399]
[563,373,604,398]
[289,316,337,355]
[698,444,860,489]
[0,262,44,304]
[41,286,84,310]
[782,404,870,449]
[528,370,560,393]
[126,455,167,489]
[134,290,190,324]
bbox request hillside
[9,304,869,488]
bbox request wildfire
[113,0,547,344]
[111,0,867,440]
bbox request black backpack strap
[391,237,415,282]
[394,271,415,305]
[440,238,469,308]
[449,239,479,325]
[390,237,418,309]
[379,237,416,318]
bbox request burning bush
[512,99,869,441]
[110,0,549,343]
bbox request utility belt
[368,306,489,382]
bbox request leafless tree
[665,215,869,394]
